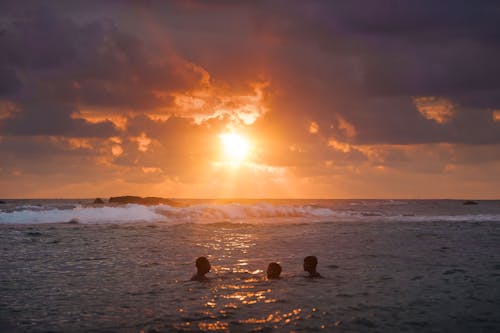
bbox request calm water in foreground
[1,199,500,332]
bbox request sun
[219,132,251,163]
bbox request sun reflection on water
[221,289,273,305]
[197,321,229,331]
[179,308,306,332]
[196,229,256,254]
[239,308,303,324]
[176,226,318,331]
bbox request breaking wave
[0,203,341,225]
[1,202,500,225]
[0,205,163,224]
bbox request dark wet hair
[191,256,211,281]
[304,256,322,278]
[196,256,209,267]
[267,262,282,279]
[195,256,211,274]
[304,256,318,269]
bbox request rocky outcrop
[463,200,478,205]
[108,196,181,206]
[93,198,105,204]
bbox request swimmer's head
[195,256,211,275]
[267,262,282,279]
[303,256,318,273]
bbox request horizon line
[1,197,499,201]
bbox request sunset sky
[1,1,500,199]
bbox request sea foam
[0,204,165,224]
[1,202,500,225]
[0,203,341,225]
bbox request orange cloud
[413,96,455,124]
[71,109,128,130]
[173,77,270,127]
[309,121,319,134]
[0,100,19,120]
[493,110,500,122]
[67,138,93,150]
[141,167,162,174]
[328,139,351,153]
[337,117,357,137]
[47,136,95,150]
[111,145,123,157]
[131,132,152,152]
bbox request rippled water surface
[1,201,500,332]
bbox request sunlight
[219,132,251,163]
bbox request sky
[1,0,500,199]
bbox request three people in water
[191,255,322,280]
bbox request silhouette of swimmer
[190,256,211,281]
[304,256,323,278]
[267,262,282,279]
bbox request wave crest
[0,203,338,225]
[1,202,500,225]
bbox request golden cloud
[493,110,500,122]
[111,144,123,157]
[67,138,93,150]
[71,109,128,130]
[141,167,162,174]
[413,96,455,124]
[328,139,351,153]
[337,117,357,138]
[173,76,270,126]
[131,132,152,152]
[309,121,319,134]
[47,136,94,150]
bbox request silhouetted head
[195,256,211,275]
[267,262,282,279]
[304,256,318,273]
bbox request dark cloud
[0,65,22,96]
[1,101,118,137]
[0,5,202,136]
[1,7,78,70]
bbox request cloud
[0,5,204,137]
[493,110,500,122]
[1,1,500,197]
[240,1,500,145]
[1,101,119,137]
[0,66,22,96]
[413,97,455,124]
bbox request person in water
[267,262,282,279]
[303,256,322,278]
[191,256,211,281]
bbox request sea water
[1,199,500,332]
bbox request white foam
[0,204,165,224]
[0,203,343,225]
[154,203,340,221]
[1,202,500,225]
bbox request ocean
[1,199,500,332]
